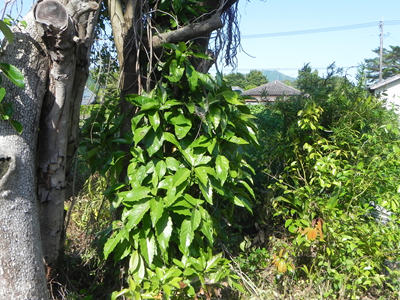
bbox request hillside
[262,70,296,82]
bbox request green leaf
[0,20,13,44]
[162,43,178,50]
[191,208,201,231]
[151,170,159,191]
[197,72,216,90]
[155,160,167,180]
[209,106,221,129]
[195,155,212,166]
[141,101,160,111]
[103,230,124,259]
[129,250,145,281]
[131,112,145,132]
[177,41,187,52]
[160,99,183,110]
[126,94,156,106]
[184,194,204,206]
[220,90,243,105]
[149,110,161,131]
[181,147,196,167]
[194,166,212,186]
[166,59,184,82]
[10,119,23,134]
[156,212,173,253]
[140,232,156,266]
[120,187,151,202]
[224,135,249,145]
[185,101,195,113]
[238,180,255,199]
[199,181,213,204]
[174,123,192,140]
[123,199,151,230]
[150,197,164,227]
[145,128,165,157]
[164,132,181,150]
[134,125,151,146]
[0,87,6,102]
[162,285,172,297]
[169,114,192,139]
[20,20,27,28]
[200,219,214,244]
[205,252,222,272]
[165,157,181,171]
[233,195,252,213]
[185,64,198,91]
[172,167,191,188]
[179,219,194,254]
[215,155,229,185]
[0,63,24,88]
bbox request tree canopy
[364,45,400,82]
[224,69,268,90]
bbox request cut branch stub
[0,156,11,181]
[35,0,68,30]
[0,153,15,195]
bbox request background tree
[224,69,268,90]
[224,72,246,88]
[364,45,400,82]
[244,69,268,89]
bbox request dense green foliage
[224,70,268,90]
[76,61,400,299]
[243,65,400,299]
[81,43,258,299]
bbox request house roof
[231,86,244,93]
[369,74,400,91]
[82,86,96,105]
[241,80,301,96]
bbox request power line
[242,20,400,39]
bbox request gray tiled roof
[241,80,301,96]
[369,74,400,91]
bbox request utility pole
[379,20,383,82]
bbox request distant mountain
[262,70,296,82]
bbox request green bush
[246,65,400,299]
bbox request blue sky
[211,0,400,80]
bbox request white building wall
[375,80,400,110]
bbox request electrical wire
[242,20,400,39]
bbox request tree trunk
[0,8,50,299]
[0,0,99,296]
[107,0,239,182]
[35,0,99,271]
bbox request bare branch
[152,13,223,49]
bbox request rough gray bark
[0,9,50,299]
[0,0,99,296]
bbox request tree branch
[108,0,125,65]
[152,13,223,49]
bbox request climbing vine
[93,42,258,299]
